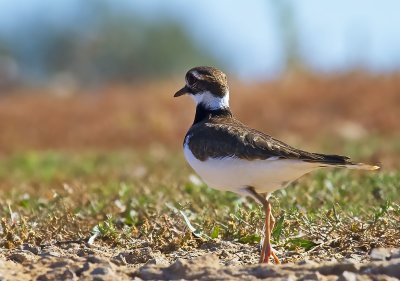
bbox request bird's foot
[260,244,281,264]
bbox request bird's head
[174,66,229,110]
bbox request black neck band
[193,104,232,125]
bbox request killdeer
[174,66,379,264]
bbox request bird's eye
[186,73,197,86]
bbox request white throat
[191,91,230,110]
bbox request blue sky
[0,0,399,79]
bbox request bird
[174,66,379,264]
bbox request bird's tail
[308,153,380,170]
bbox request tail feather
[344,163,380,170]
[305,153,380,171]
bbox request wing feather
[187,118,352,165]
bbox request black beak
[174,85,191,97]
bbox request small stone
[144,256,169,266]
[389,249,400,259]
[8,252,27,263]
[113,247,153,264]
[36,274,51,281]
[220,250,229,258]
[337,271,357,281]
[91,267,112,275]
[77,248,95,257]
[87,255,108,264]
[111,256,127,266]
[40,251,61,258]
[20,243,40,255]
[370,248,391,261]
[7,251,34,263]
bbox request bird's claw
[260,244,281,264]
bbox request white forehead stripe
[191,71,202,80]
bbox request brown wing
[187,118,352,165]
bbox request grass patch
[0,150,398,261]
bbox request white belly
[184,144,319,194]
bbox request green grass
[0,149,398,261]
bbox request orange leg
[246,187,280,264]
[264,210,280,264]
[259,201,271,263]
[260,200,281,264]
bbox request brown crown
[186,66,229,97]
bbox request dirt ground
[1,241,399,280]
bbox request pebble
[144,256,169,266]
[40,251,61,258]
[337,271,357,281]
[20,243,40,255]
[76,248,95,257]
[391,249,400,259]
[50,260,69,268]
[113,247,154,264]
[91,266,112,275]
[370,248,391,261]
[7,251,35,263]
[87,255,109,264]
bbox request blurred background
[0,0,399,167]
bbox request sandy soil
[1,241,399,280]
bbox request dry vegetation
[0,72,399,279]
[0,72,399,159]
